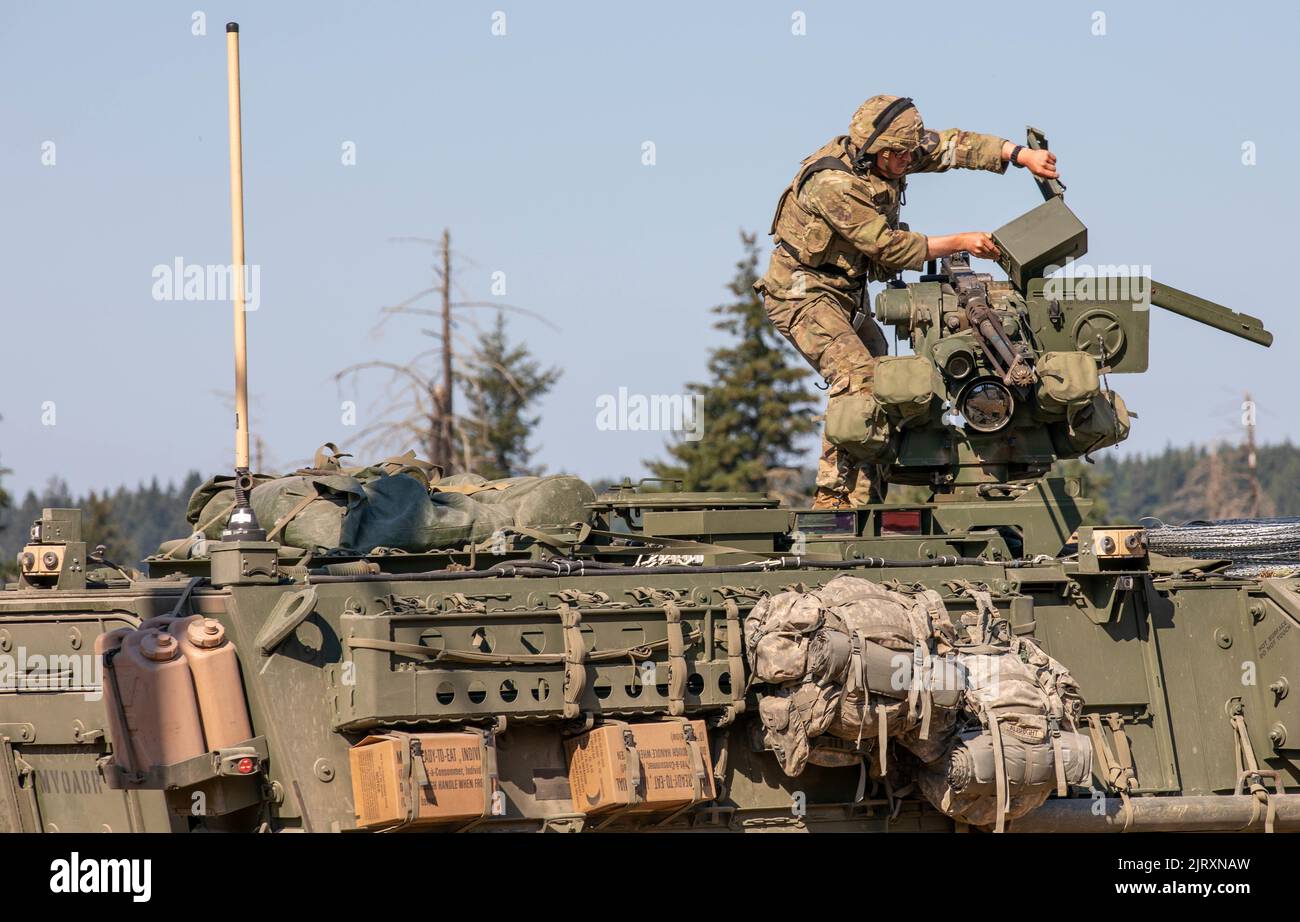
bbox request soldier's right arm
[802,172,928,273]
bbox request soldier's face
[875,148,913,179]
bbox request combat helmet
[849,95,932,169]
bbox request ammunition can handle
[1026,126,1066,201]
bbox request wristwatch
[1009,144,1026,167]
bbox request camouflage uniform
[756,96,1009,507]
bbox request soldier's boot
[846,465,887,505]
[814,433,850,509]
[812,486,851,509]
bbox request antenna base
[221,468,268,542]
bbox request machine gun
[849,129,1272,493]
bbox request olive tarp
[159,451,595,556]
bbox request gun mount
[859,134,1272,495]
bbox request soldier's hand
[962,232,1000,259]
[1020,148,1059,180]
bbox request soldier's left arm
[911,129,1008,175]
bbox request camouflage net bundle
[744,576,1092,830]
[157,447,595,557]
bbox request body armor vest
[769,136,905,283]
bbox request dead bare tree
[336,229,555,473]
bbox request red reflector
[236,757,256,774]
[880,510,922,535]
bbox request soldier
[757,95,1060,509]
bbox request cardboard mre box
[565,720,715,816]
[349,732,488,829]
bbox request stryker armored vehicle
[2,27,1297,834]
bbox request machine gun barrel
[1149,280,1273,347]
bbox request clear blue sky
[2,0,1297,498]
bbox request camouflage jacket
[758,130,1007,310]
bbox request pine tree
[647,233,818,493]
[0,459,10,527]
[82,490,127,563]
[458,311,561,479]
[0,453,11,578]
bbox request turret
[840,130,1273,495]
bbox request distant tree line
[1092,442,1300,523]
[0,473,203,571]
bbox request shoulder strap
[769,152,855,237]
[795,155,853,195]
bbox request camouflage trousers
[764,292,889,505]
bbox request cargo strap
[387,730,499,833]
[854,758,870,805]
[455,726,501,833]
[430,480,514,495]
[345,627,697,666]
[307,446,442,485]
[886,582,943,739]
[876,702,889,777]
[1049,721,1068,798]
[594,722,646,830]
[1105,712,1138,791]
[680,721,708,803]
[312,442,352,471]
[907,595,937,740]
[711,599,747,728]
[165,500,236,559]
[559,604,587,720]
[848,630,869,751]
[553,589,615,607]
[989,712,1010,834]
[101,647,142,777]
[473,522,593,553]
[663,601,688,717]
[265,485,323,543]
[1231,713,1277,833]
[945,580,1002,648]
[398,735,431,831]
[1086,713,1137,793]
[587,527,762,559]
[654,719,711,828]
[711,731,731,804]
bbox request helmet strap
[853,96,915,171]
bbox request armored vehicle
[2,30,1297,834]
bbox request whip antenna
[221,22,266,540]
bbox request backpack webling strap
[769,153,854,243]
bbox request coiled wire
[1145,516,1300,577]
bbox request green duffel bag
[167,456,600,556]
[1035,351,1100,419]
[873,355,943,427]
[464,475,596,528]
[1065,390,1132,453]
[825,391,893,463]
[424,474,595,548]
